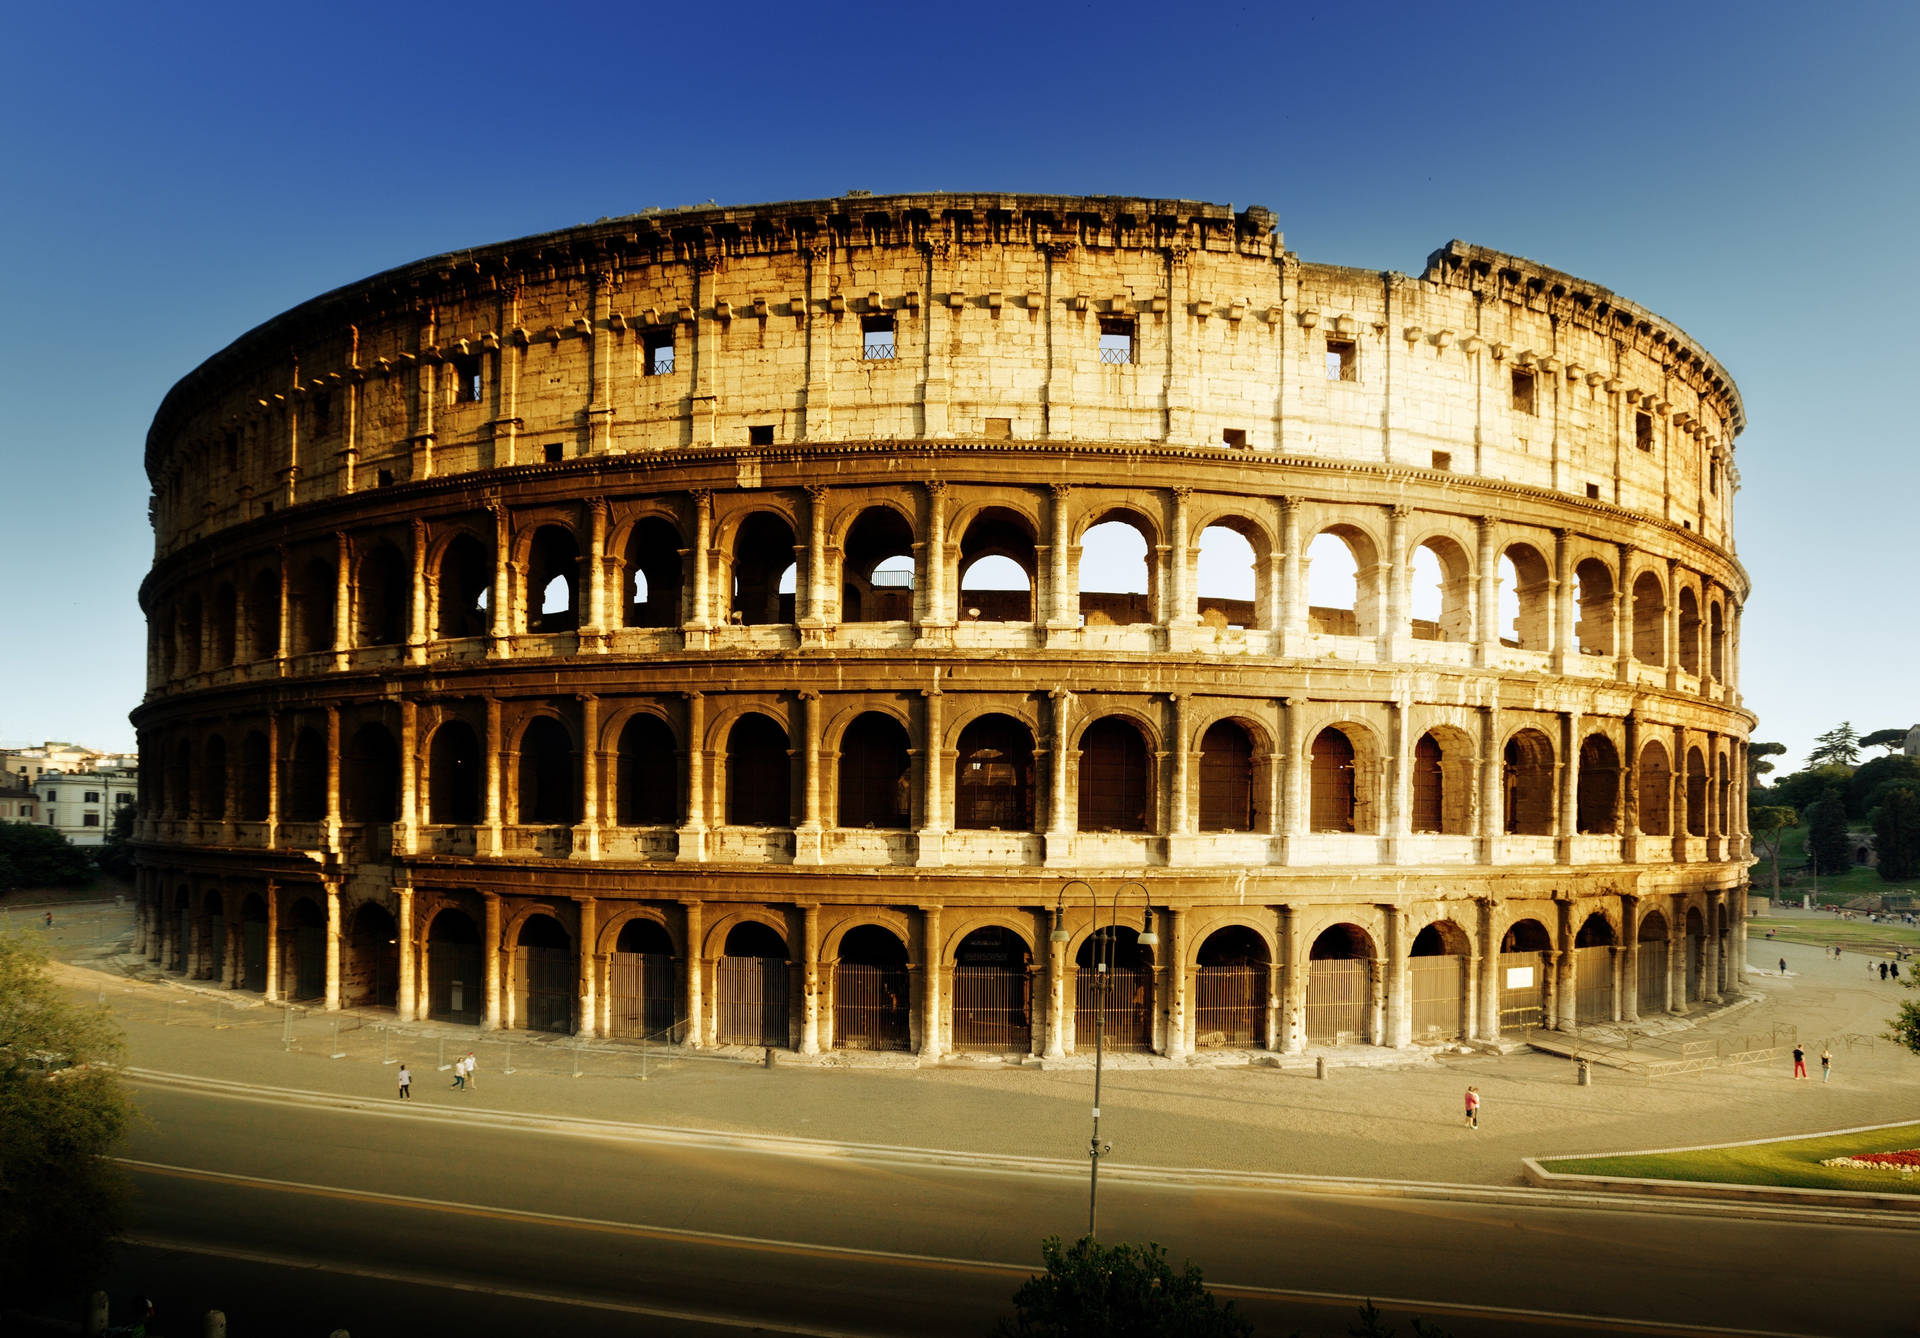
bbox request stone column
[1045,483,1075,632]
[396,884,416,1022]
[920,905,944,1060]
[1475,896,1499,1041]
[1384,697,1409,861]
[482,891,503,1030]
[1622,713,1641,862]
[802,484,831,629]
[1554,898,1576,1031]
[489,503,512,656]
[1550,527,1573,671]
[576,897,598,1038]
[1664,556,1682,689]
[1279,903,1307,1053]
[1614,542,1635,682]
[1384,904,1410,1048]
[677,691,708,862]
[1164,906,1188,1060]
[323,882,342,1011]
[1673,723,1690,859]
[1044,688,1074,864]
[1667,899,1685,1013]
[1044,906,1067,1059]
[332,531,352,665]
[1557,709,1579,862]
[796,691,823,863]
[1474,516,1498,666]
[1619,892,1639,1024]
[1381,505,1410,661]
[266,711,281,848]
[799,904,821,1055]
[685,489,712,639]
[324,705,341,851]
[398,698,419,856]
[584,497,608,638]
[408,517,428,666]
[223,909,240,989]
[917,688,946,867]
[1478,705,1501,864]
[1704,890,1723,1004]
[576,694,600,860]
[1280,697,1306,839]
[1168,694,1191,842]
[1278,496,1304,655]
[919,481,950,632]
[1728,884,1748,997]
[263,880,281,1002]
[683,899,705,1048]
[275,546,292,661]
[482,697,504,857]
[1166,487,1195,641]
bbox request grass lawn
[1540,1124,1920,1194]
[1755,824,1919,908]
[1750,916,1920,959]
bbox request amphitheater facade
[133,192,1753,1059]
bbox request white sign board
[1505,965,1535,990]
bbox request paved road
[92,1082,1920,1338]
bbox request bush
[0,823,93,890]
[996,1235,1252,1338]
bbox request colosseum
[132,192,1752,1060]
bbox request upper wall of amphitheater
[144,193,1744,560]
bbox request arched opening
[514,914,574,1033]
[1637,910,1671,1012]
[1075,925,1154,1052]
[435,534,492,639]
[167,739,192,818]
[1708,603,1726,683]
[623,517,684,628]
[1573,913,1616,1024]
[1503,729,1555,836]
[1639,741,1673,836]
[238,731,270,822]
[717,921,789,1046]
[1411,733,1444,834]
[1498,544,1552,650]
[615,714,679,826]
[284,898,326,1002]
[286,727,327,823]
[1685,746,1708,837]
[200,889,225,983]
[426,908,483,1024]
[1677,587,1701,677]
[515,717,577,825]
[1576,734,1621,835]
[200,735,228,820]
[952,926,1032,1053]
[345,903,399,1010]
[211,583,238,666]
[1078,516,1153,627]
[342,722,400,824]
[1198,720,1256,832]
[247,567,281,661]
[1684,906,1706,1002]
[730,513,798,626]
[1716,752,1732,837]
[171,887,190,973]
[1305,529,1367,637]
[957,508,1036,622]
[1195,926,1268,1048]
[954,715,1034,831]
[609,918,676,1040]
[840,507,916,624]
[1573,559,1615,658]
[833,925,910,1051]
[1078,716,1151,832]
[356,543,409,647]
[1409,922,1470,1042]
[1309,727,1357,832]
[836,713,911,829]
[427,720,483,825]
[181,594,203,674]
[240,893,268,993]
[725,714,790,827]
[525,526,580,634]
[1497,919,1552,1033]
[1306,924,1374,1045]
[1409,538,1472,642]
[1196,524,1258,630]
[293,557,335,655]
[1632,572,1665,665]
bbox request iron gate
[1685,931,1704,1002]
[515,944,574,1033]
[1637,938,1669,1012]
[1409,955,1466,1040]
[716,956,789,1046]
[1498,950,1548,1033]
[175,907,190,973]
[833,962,911,1051]
[1305,958,1369,1043]
[428,941,483,1024]
[1074,965,1153,1051]
[1194,964,1265,1047]
[1573,945,1614,1024]
[290,924,326,1001]
[241,920,267,992]
[608,951,677,1039]
[952,964,1032,1052]
[205,918,225,983]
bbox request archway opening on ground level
[717,921,789,1047]
[1194,926,1268,1048]
[1409,921,1470,1042]
[609,918,676,1041]
[284,898,326,1002]
[1572,913,1616,1025]
[345,903,399,1010]
[1306,924,1374,1045]
[240,894,268,993]
[515,914,574,1034]
[1684,907,1706,1003]
[833,925,910,1052]
[200,890,226,984]
[952,926,1032,1054]
[1637,911,1671,1013]
[1497,919,1551,1034]
[427,908,483,1026]
[1075,926,1153,1053]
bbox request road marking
[119,1160,1815,1338]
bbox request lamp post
[1051,878,1156,1239]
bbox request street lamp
[1051,878,1156,1239]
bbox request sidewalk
[42,905,1920,1188]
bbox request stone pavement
[30,902,1920,1188]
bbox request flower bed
[1820,1149,1920,1174]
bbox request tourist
[1779,957,1788,974]
[464,1051,478,1089]
[1880,961,1889,981]
[1792,1044,1806,1079]
[1464,1086,1480,1129]
[397,1063,412,1099]
[1821,1047,1832,1082]
[451,1056,466,1090]
[1894,962,1902,981]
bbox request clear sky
[2,1,1912,770]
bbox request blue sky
[1,1,1913,771]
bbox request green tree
[1806,722,1861,769]
[1873,787,1920,882]
[1749,807,1800,899]
[1886,972,1920,1057]
[996,1235,1253,1338]
[1746,741,1787,786]
[1861,728,1911,755]
[0,823,93,891]
[93,804,138,881]
[1768,765,1854,816]
[1846,755,1920,820]
[1806,794,1852,877]
[0,934,132,1306]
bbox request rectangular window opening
[83,813,100,827]
[311,392,332,433]
[861,314,896,360]
[1221,428,1248,450]
[542,443,563,463]
[748,424,775,446]
[1585,483,1601,500]
[223,431,239,471]
[1098,316,1135,365]
[1325,339,1356,381]
[1511,369,1536,415]
[452,353,483,403]
[1635,411,1653,451]
[376,468,394,488]
[642,329,675,377]
[1709,460,1719,494]
[1431,451,1452,472]
[983,417,1012,440]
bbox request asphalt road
[72,1080,1916,1338]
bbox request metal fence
[1409,954,1466,1041]
[1498,950,1548,1033]
[833,962,910,1051]
[607,951,677,1040]
[1193,964,1265,1047]
[1305,958,1369,1044]
[715,956,788,1046]
[1637,938,1669,1012]
[1573,945,1615,1024]
[1074,966,1152,1051]
[951,964,1031,1052]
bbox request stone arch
[614,711,679,826]
[1502,727,1556,836]
[181,592,204,675]
[830,923,911,1052]
[424,902,483,1025]
[724,712,792,827]
[1677,585,1702,677]
[1078,507,1159,628]
[1409,533,1473,643]
[953,712,1035,831]
[1073,923,1155,1052]
[1198,718,1258,832]
[1637,908,1671,1010]
[292,554,336,655]
[714,916,790,1047]
[1305,522,1381,638]
[1193,924,1270,1050]
[1498,542,1552,651]
[1708,600,1726,683]
[282,894,327,1002]
[1195,516,1268,630]
[1685,745,1708,837]
[433,531,492,639]
[238,891,270,992]
[1077,714,1154,833]
[835,711,911,829]
[1409,918,1471,1042]
[950,923,1035,1054]
[1632,570,1666,664]
[1576,733,1622,835]
[1639,740,1673,836]
[1571,911,1617,1024]
[840,504,917,624]
[1496,916,1552,1033]
[355,540,409,647]
[199,734,228,820]
[1573,557,1615,658]
[955,505,1038,623]
[1309,723,1383,834]
[620,515,685,629]
[237,730,270,822]
[606,910,678,1039]
[598,906,681,958]
[210,581,238,666]
[344,901,399,1010]
[523,524,581,634]
[1306,923,1376,1045]
[1411,726,1475,836]
[342,720,401,823]
[512,911,574,1033]
[515,714,578,825]
[285,726,327,823]
[727,510,799,626]
[246,566,281,662]
[426,719,484,825]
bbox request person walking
[451,1056,466,1090]
[1464,1086,1480,1129]
[1779,957,1787,974]
[1880,961,1889,981]
[1792,1044,1806,1079]
[1893,962,1902,981]
[397,1064,413,1099]
[463,1051,478,1090]
[1820,1047,1832,1082]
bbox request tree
[0,823,93,891]
[93,803,138,881]
[0,934,131,1306]
[1846,754,1920,820]
[1806,794,1852,877]
[1873,787,1920,882]
[1887,972,1920,1057]
[1747,741,1787,786]
[1749,807,1800,899]
[997,1235,1253,1338]
[1861,728,1911,756]
[1806,722,1861,770]
[1767,765,1854,816]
